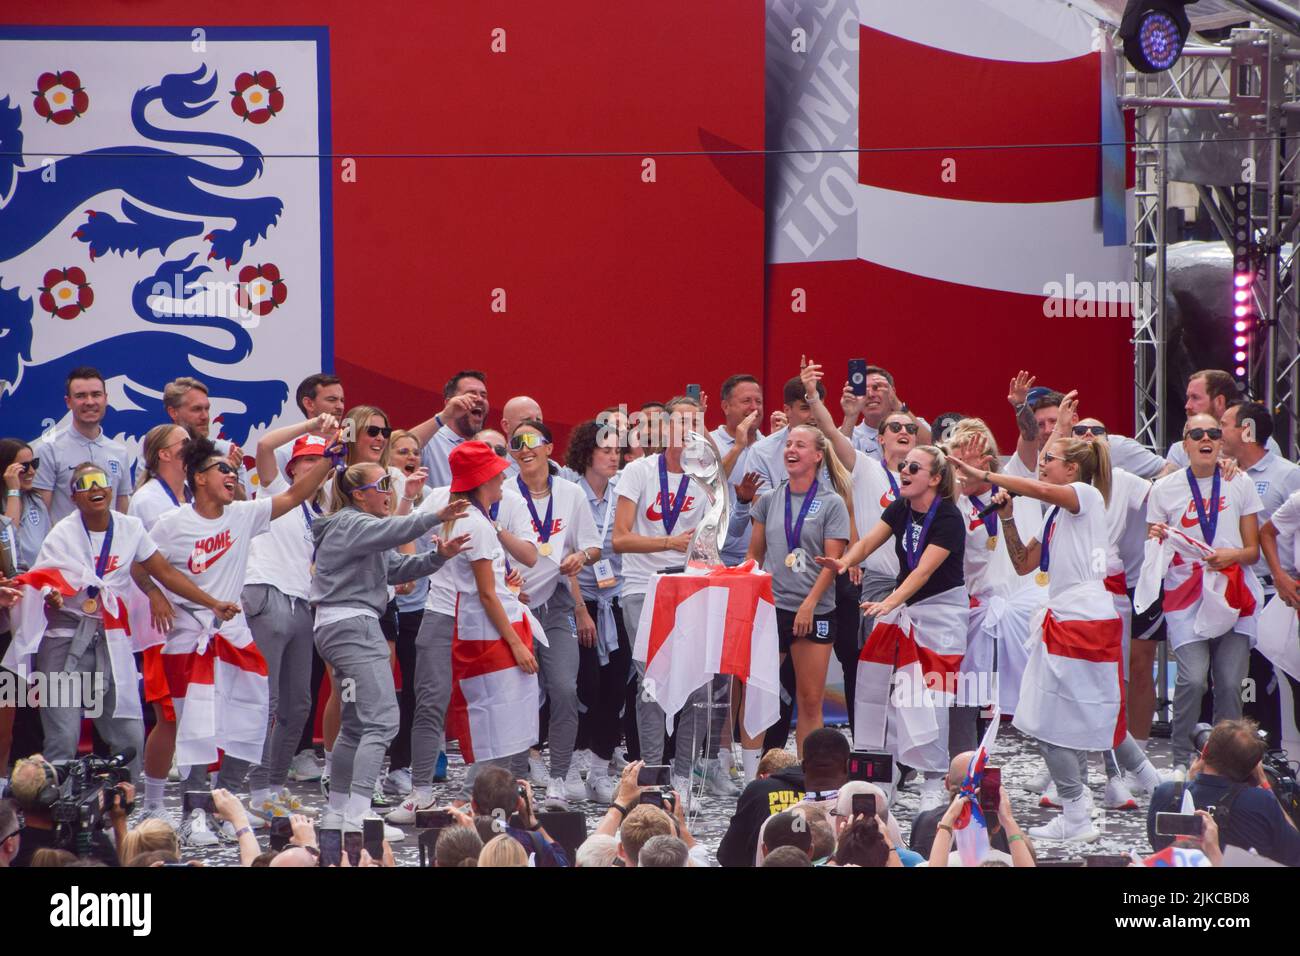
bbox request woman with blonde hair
[478,832,528,867]
[817,442,969,811]
[120,816,180,864]
[743,423,852,759]
[950,432,1160,841]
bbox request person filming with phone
[1147,718,1300,864]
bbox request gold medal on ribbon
[538,542,552,557]
[986,536,998,551]
[1034,570,1049,587]
[82,597,99,614]
[785,552,797,568]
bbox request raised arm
[256,413,338,486]
[800,361,856,470]
[819,518,893,574]
[137,552,239,618]
[268,455,338,521]
[950,454,1081,514]
[1007,370,1040,473]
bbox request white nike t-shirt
[38,511,157,619]
[503,474,601,607]
[616,453,707,596]
[1147,468,1264,552]
[244,475,318,601]
[150,498,275,617]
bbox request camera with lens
[1192,722,1300,828]
[638,786,677,813]
[49,750,135,856]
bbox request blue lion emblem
[0,65,290,445]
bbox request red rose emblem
[236,263,287,316]
[39,266,94,319]
[33,70,90,125]
[230,70,284,124]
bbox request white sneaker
[1122,770,1149,796]
[380,818,405,843]
[1104,776,1139,810]
[275,787,318,817]
[1159,764,1188,784]
[529,752,550,787]
[166,757,180,783]
[564,766,587,801]
[610,747,629,772]
[1029,794,1100,843]
[249,795,289,821]
[543,777,569,811]
[1023,767,1051,794]
[384,767,413,797]
[572,749,592,774]
[918,786,945,813]
[135,804,176,828]
[1039,783,1061,808]
[671,774,694,813]
[179,809,219,847]
[386,792,436,825]
[700,759,739,797]
[289,749,324,782]
[319,809,344,831]
[717,746,741,782]
[585,772,617,804]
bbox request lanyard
[474,499,512,576]
[1185,466,1221,546]
[785,480,819,552]
[300,499,323,527]
[1039,506,1061,575]
[657,456,690,534]
[967,484,999,538]
[81,512,114,598]
[160,480,192,507]
[517,475,555,545]
[902,496,940,571]
[885,468,899,498]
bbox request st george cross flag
[446,603,542,764]
[633,562,779,739]
[854,588,967,769]
[1135,529,1260,651]
[952,705,1001,867]
[161,610,268,767]
[1013,581,1125,751]
[1142,845,1212,867]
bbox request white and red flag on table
[1013,582,1126,751]
[447,600,544,764]
[952,705,1001,866]
[1135,528,1260,650]
[854,590,967,767]
[161,611,268,767]
[633,562,779,739]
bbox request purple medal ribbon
[784,479,819,553]
[517,475,555,548]
[902,495,941,571]
[658,455,690,534]
[160,481,193,507]
[885,468,899,498]
[968,484,999,538]
[1185,466,1221,547]
[473,499,512,576]
[81,512,114,600]
[1039,506,1060,576]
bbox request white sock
[328,790,347,814]
[411,787,434,806]
[345,791,370,821]
[1135,760,1161,793]
[250,787,273,807]
[742,748,761,780]
[1136,737,1149,752]
[144,775,166,808]
[323,749,333,776]
[587,760,608,780]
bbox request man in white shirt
[710,374,763,566]
[411,369,490,488]
[32,367,132,522]
[162,377,252,499]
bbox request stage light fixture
[1229,182,1257,385]
[1120,1,1199,74]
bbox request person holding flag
[1143,413,1264,776]
[2,462,241,784]
[816,444,968,812]
[503,419,601,809]
[949,434,1161,842]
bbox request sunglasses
[896,461,925,475]
[509,432,549,452]
[1185,427,1223,442]
[71,471,110,493]
[883,422,919,435]
[355,474,394,495]
[490,444,508,458]
[18,458,39,473]
[364,425,392,439]
[1041,452,1064,464]
[1072,425,1106,437]
[200,460,237,476]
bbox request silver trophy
[680,430,728,569]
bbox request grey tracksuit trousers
[410,610,455,791]
[533,587,580,779]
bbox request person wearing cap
[440,441,545,795]
[309,456,471,837]
[225,414,341,822]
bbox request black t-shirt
[881,497,965,604]
[11,822,121,867]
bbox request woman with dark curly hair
[565,419,632,802]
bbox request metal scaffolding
[1120,28,1300,459]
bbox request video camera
[49,749,136,857]
[1192,722,1300,828]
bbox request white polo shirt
[1239,451,1300,587]
[420,424,467,489]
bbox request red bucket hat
[286,434,330,475]
[449,440,509,492]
